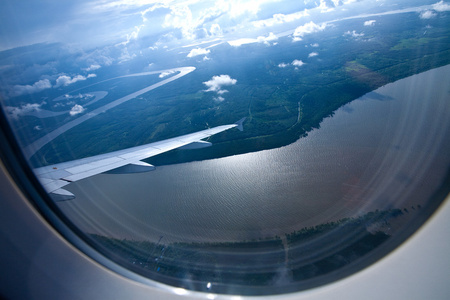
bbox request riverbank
[88,209,402,295]
[58,64,450,246]
[147,52,450,167]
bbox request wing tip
[50,189,75,201]
[235,117,246,131]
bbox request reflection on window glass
[0,0,449,295]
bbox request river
[58,65,450,243]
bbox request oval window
[0,0,449,296]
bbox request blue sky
[1,0,446,51]
[0,0,448,101]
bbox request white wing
[34,118,245,201]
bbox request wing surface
[34,119,244,201]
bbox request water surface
[59,65,450,243]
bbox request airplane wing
[34,118,246,201]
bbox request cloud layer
[11,79,52,97]
[292,60,305,67]
[55,75,88,88]
[203,75,237,95]
[278,60,306,68]
[293,21,327,41]
[6,102,45,119]
[364,20,376,26]
[228,32,278,47]
[69,104,85,116]
[420,10,437,19]
[187,47,211,58]
[159,70,176,78]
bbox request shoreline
[57,64,450,246]
[147,59,450,167]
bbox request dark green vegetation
[10,11,450,167]
[89,209,402,294]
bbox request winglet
[235,117,246,131]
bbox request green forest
[19,11,450,167]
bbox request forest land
[9,12,449,167]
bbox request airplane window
[0,0,449,296]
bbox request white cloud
[257,32,278,45]
[293,21,327,40]
[87,74,97,78]
[84,64,101,71]
[252,10,309,27]
[162,4,195,39]
[364,20,376,26]
[222,0,262,18]
[228,38,258,47]
[420,10,437,19]
[159,70,176,78]
[229,32,278,47]
[69,104,85,116]
[432,1,450,12]
[209,24,223,36]
[311,43,319,47]
[308,52,319,57]
[203,75,237,94]
[278,59,307,68]
[214,96,225,102]
[6,102,45,119]
[11,79,52,97]
[54,75,88,88]
[117,48,136,63]
[149,1,263,42]
[318,0,334,13]
[187,47,210,58]
[292,60,305,67]
[121,25,144,45]
[79,48,114,67]
[330,0,341,7]
[140,3,169,22]
[344,30,364,38]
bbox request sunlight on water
[59,65,450,243]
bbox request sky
[1,0,446,51]
[0,0,448,102]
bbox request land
[2,11,445,294]
[5,11,450,167]
[147,13,450,166]
[89,209,403,295]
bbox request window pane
[1,0,449,295]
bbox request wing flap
[103,161,156,174]
[179,141,212,150]
[65,156,125,174]
[117,146,164,160]
[63,158,131,182]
